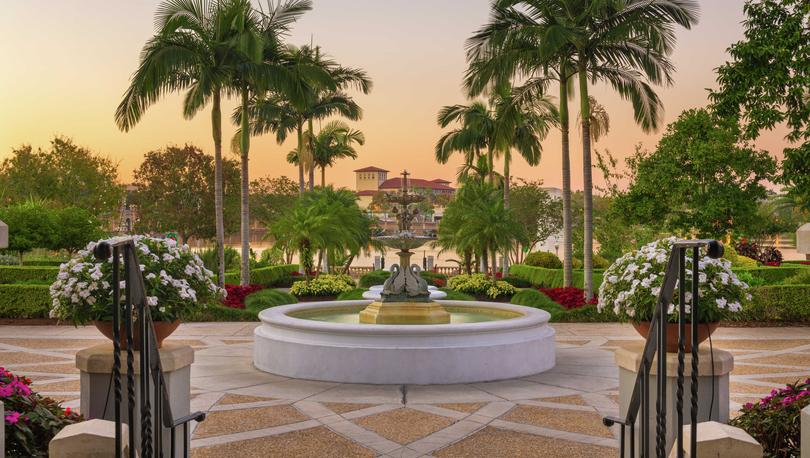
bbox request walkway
[1,323,809,457]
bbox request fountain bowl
[253,299,556,384]
[373,234,435,250]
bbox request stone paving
[1,323,810,457]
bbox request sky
[0,0,791,192]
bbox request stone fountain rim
[257,299,550,336]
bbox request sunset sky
[0,0,791,191]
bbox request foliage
[0,254,18,266]
[180,303,258,322]
[733,266,809,285]
[250,176,298,227]
[132,145,240,243]
[735,238,784,265]
[783,269,810,285]
[509,264,604,290]
[243,289,297,312]
[437,288,475,301]
[290,274,355,297]
[0,201,58,260]
[780,144,810,215]
[760,247,784,265]
[524,252,562,269]
[359,270,390,288]
[270,187,372,279]
[616,109,777,238]
[49,236,224,325]
[336,288,366,300]
[448,273,516,299]
[723,244,759,268]
[2,366,82,457]
[222,284,263,310]
[419,271,448,287]
[598,238,751,323]
[510,289,564,316]
[553,305,620,323]
[591,254,610,269]
[0,137,122,219]
[730,378,810,457]
[510,180,563,260]
[736,285,810,322]
[199,246,241,273]
[0,285,52,318]
[500,275,532,288]
[288,121,365,186]
[0,267,58,284]
[54,207,105,254]
[734,271,766,288]
[248,264,299,287]
[540,287,597,310]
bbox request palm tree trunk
[560,69,574,288]
[321,166,326,187]
[487,146,495,185]
[490,247,498,278]
[239,86,251,286]
[480,247,488,275]
[211,90,226,288]
[503,149,511,275]
[297,121,305,194]
[578,65,594,300]
[307,118,315,191]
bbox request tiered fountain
[254,171,556,384]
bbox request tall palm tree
[435,101,495,184]
[115,0,262,288]
[288,121,365,186]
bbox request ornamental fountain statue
[359,171,451,324]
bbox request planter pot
[93,320,180,350]
[632,321,719,353]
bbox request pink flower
[4,411,20,424]
[743,402,753,409]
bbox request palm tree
[115,0,262,288]
[287,121,365,186]
[467,0,698,299]
[435,101,495,184]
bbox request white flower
[146,296,158,307]
[716,297,727,309]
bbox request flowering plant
[290,274,355,297]
[222,284,263,309]
[730,378,810,457]
[49,236,224,324]
[448,274,516,299]
[2,367,82,456]
[598,237,750,323]
[540,287,598,310]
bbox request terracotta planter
[632,321,719,353]
[93,320,180,350]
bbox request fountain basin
[253,300,556,384]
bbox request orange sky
[0,0,791,192]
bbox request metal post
[656,283,668,457]
[111,246,122,458]
[676,248,686,458]
[690,247,700,457]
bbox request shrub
[508,264,604,289]
[290,275,355,297]
[723,244,758,268]
[0,266,58,284]
[730,378,810,457]
[760,246,783,265]
[419,271,448,287]
[735,238,761,260]
[0,254,19,266]
[732,266,807,285]
[251,264,299,287]
[437,288,475,301]
[734,271,766,288]
[598,237,750,323]
[336,288,366,300]
[359,270,390,288]
[21,259,66,267]
[510,289,564,317]
[783,269,810,285]
[524,251,562,269]
[2,366,82,457]
[554,305,620,323]
[222,284,263,309]
[243,289,296,312]
[49,236,223,324]
[181,303,258,322]
[592,254,610,269]
[0,285,52,318]
[197,246,241,273]
[501,276,532,288]
[735,285,810,322]
[448,274,516,299]
[540,287,597,309]
[572,257,583,269]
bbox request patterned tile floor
[1,323,809,457]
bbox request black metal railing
[603,239,724,458]
[93,238,206,458]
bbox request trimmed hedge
[243,289,297,313]
[524,251,562,269]
[0,284,52,318]
[509,264,604,289]
[336,288,366,300]
[0,266,59,284]
[735,285,810,322]
[224,264,298,287]
[22,260,66,267]
[731,266,809,285]
[181,303,259,322]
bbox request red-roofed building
[353,166,455,212]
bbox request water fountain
[253,171,556,384]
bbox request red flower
[434,279,446,287]
[221,284,264,309]
[538,287,598,309]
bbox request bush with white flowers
[49,236,224,325]
[598,237,751,323]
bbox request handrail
[603,239,723,458]
[93,238,206,458]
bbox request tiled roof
[356,190,379,196]
[379,178,455,191]
[354,166,389,173]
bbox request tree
[115,0,268,287]
[0,201,58,263]
[615,108,777,239]
[780,143,810,216]
[0,137,121,219]
[54,207,105,254]
[250,175,298,226]
[287,120,364,186]
[509,179,562,263]
[132,145,240,244]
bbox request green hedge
[243,289,297,313]
[336,288,366,300]
[181,303,259,322]
[734,285,810,322]
[0,284,52,318]
[508,264,604,289]
[731,266,809,285]
[0,266,59,284]
[224,264,299,286]
[359,270,448,288]
[22,260,66,267]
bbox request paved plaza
[1,323,809,457]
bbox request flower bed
[539,287,597,310]
[290,274,355,297]
[2,366,82,456]
[222,284,263,309]
[448,274,516,299]
[731,378,810,457]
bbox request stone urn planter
[93,320,180,350]
[632,321,719,353]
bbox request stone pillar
[426,256,434,270]
[615,343,734,457]
[0,219,7,249]
[797,223,810,260]
[76,343,193,457]
[49,419,129,457]
[802,404,810,458]
[668,421,762,458]
[374,256,381,270]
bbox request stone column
[797,223,810,260]
[668,421,762,458]
[802,404,810,458]
[75,343,194,457]
[615,343,734,457]
[49,419,130,457]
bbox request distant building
[354,166,455,209]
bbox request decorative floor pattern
[1,323,809,457]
